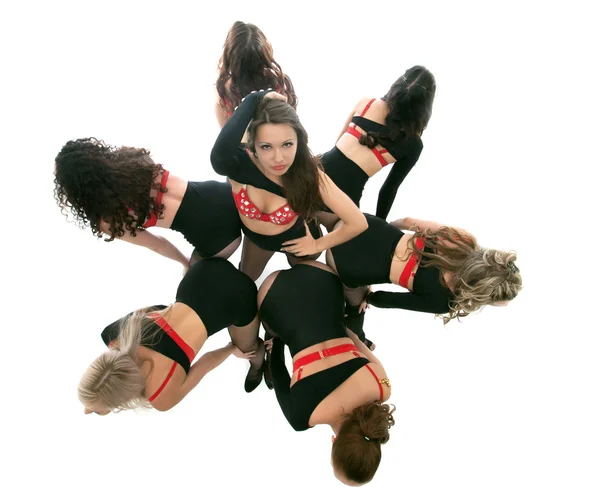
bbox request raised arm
[210,90,268,176]
[375,138,423,220]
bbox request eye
[283,142,294,148]
[260,144,271,150]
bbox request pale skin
[231,91,367,259]
[83,305,261,415]
[258,261,391,427]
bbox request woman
[318,65,436,230]
[79,258,265,414]
[327,214,523,348]
[54,138,242,272]
[215,21,297,128]
[210,89,368,281]
[258,261,395,486]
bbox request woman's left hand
[281,223,320,257]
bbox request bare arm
[117,229,189,268]
[100,220,189,268]
[390,216,446,232]
[152,343,235,411]
[314,171,368,251]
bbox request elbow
[354,213,368,234]
[209,147,227,175]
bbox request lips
[273,165,286,171]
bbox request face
[254,123,297,176]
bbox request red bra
[345,98,391,167]
[233,185,297,226]
[107,312,195,403]
[292,343,391,402]
[398,237,425,289]
[140,170,170,228]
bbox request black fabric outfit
[170,180,242,258]
[100,258,258,372]
[259,264,370,431]
[320,115,423,220]
[210,90,319,253]
[331,214,454,314]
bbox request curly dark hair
[53,138,167,241]
[216,21,297,114]
[359,65,436,149]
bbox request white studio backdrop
[1,1,598,493]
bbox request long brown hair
[331,402,396,485]
[359,65,436,149]
[54,138,166,241]
[216,21,296,114]
[246,98,323,220]
[405,227,523,322]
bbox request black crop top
[352,115,423,221]
[100,304,193,373]
[210,90,287,198]
[366,247,454,314]
[100,259,258,372]
[270,338,370,431]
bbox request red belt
[293,343,360,379]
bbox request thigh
[240,236,276,281]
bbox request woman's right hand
[262,90,287,102]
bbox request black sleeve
[270,338,308,431]
[375,138,424,220]
[366,290,446,314]
[210,90,272,178]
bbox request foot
[244,339,266,393]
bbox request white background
[1,1,598,493]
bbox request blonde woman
[326,214,522,348]
[79,258,264,415]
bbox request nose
[274,148,284,164]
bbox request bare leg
[240,236,276,282]
[228,315,265,393]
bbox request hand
[229,344,257,360]
[281,222,320,257]
[359,286,372,314]
[262,90,288,102]
[264,338,274,354]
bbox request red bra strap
[142,170,170,228]
[148,361,177,402]
[360,98,377,117]
[399,237,425,289]
[147,313,195,363]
